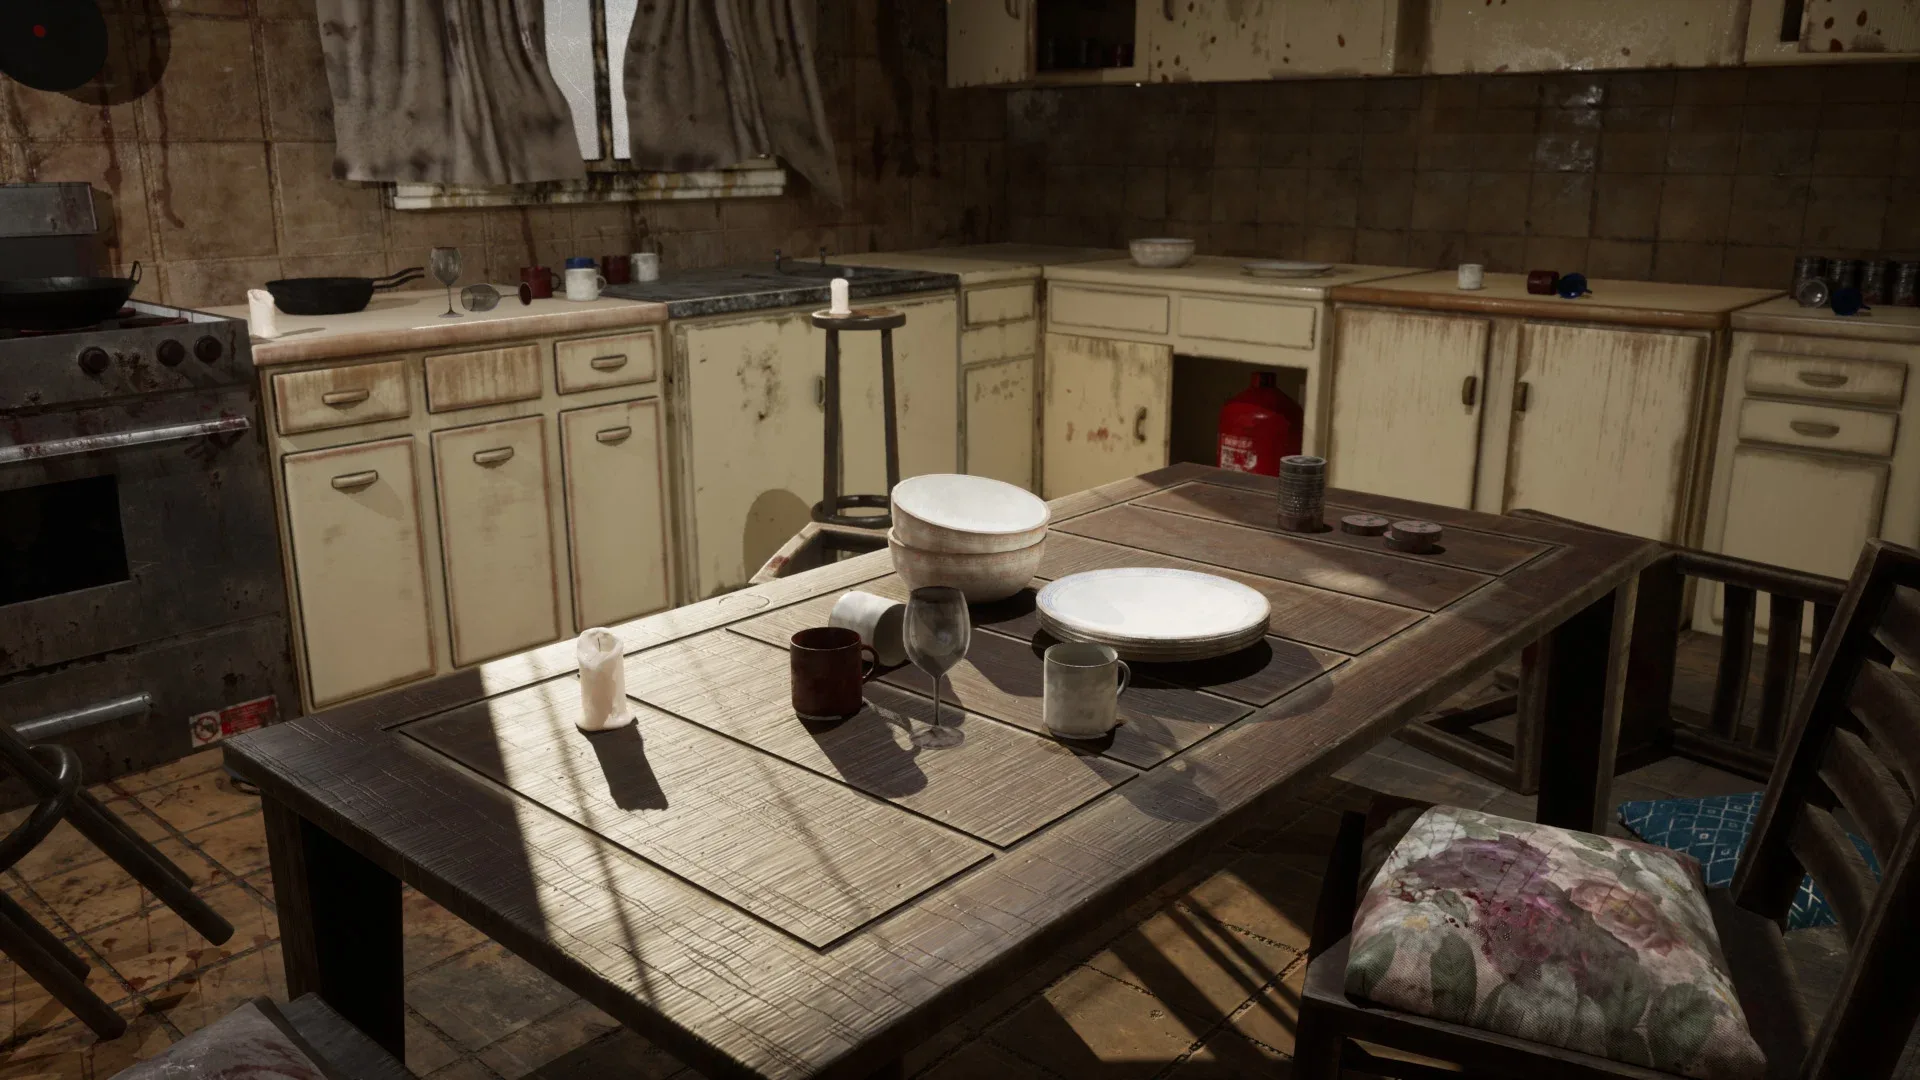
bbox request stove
[0,185,294,806]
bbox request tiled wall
[0,0,1006,309]
[1006,64,1920,288]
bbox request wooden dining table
[225,463,1661,1080]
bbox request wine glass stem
[930,672,941,728]
[446,285,455,315]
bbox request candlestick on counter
[829,277,851,316]
[575,628,635,732]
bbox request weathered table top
[226,464,1658,1080]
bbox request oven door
[0,388,287,677]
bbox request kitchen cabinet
[281,436,436,708]
[1503,323,1706,541]
[1149,0,1413,82]
[842,296,960,492]
[562,398,672,630]
[966,356,1037,490]
[1327,308,1489,509]
[1717,445,1886,583]
[946,0,1151,88]
[949,0,1031,87]
[1043,331,1171,499]
[1423,0,1747,73]
[431,416,562,667]
[1746,0,1920,62]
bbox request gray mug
[1043,642,1131,739]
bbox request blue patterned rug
[1618,792,1880,931]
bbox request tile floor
[0,731,1776,1080]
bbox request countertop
[1331,270,1782,330]
[601,262,958,319]
[205,289,670,367]
[1045,257,1425,300]
[1729,294,1920,344]
[837,244,1122,285]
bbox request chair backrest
[1732,539,1920,1080]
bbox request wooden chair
[1294,538,1920,1080]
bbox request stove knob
[157,339,186,367]
[194,336,224,364]
[78,347,111,376]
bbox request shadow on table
[582,724,668,810]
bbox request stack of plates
[1035,568,1271,662]
[889,474,1050,603]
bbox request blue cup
[564,256,596,270]
[1557,272,1590,299]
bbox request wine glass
[904,586,970,748]
[429,247,461,318]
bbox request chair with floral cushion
[1293,538,1920,1080]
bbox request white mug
[1457,263,1485,290]
[565,267,607,302]
[1043,642,1131,739]
[829,590,907,666]
[630,251,660,282]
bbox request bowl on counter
[890,473,1050,553]
[1128,238,1195,269]
[888,529,1046,603]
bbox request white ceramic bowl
[890,473,1050,553]
[888,530,1045,603]
[1129,237,1195,269]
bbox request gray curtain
[318,0,588,185]
[622,0,843,202]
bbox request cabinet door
[282,437,435,708]
[965,355,1036,492]
[1043,331,1171,499]
[1427,0,1746,73]
[842,295,959,494]
[1328,308,1489,508]
[562,398,672,630]
[1150,0,1405,81]
[1721,445,1887,582]
[949,0,1031,86]
[432,417,561,667]
[1504,324,1705,541]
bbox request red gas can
[1216,371,1302,476]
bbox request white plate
[1242,260,1335,278]
[1039,614,1268,662]
[1037,568,1270,651]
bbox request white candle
[574,627,635,732]
[830,277,851,316]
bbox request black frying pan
[0,261,141,332]
[267,267,426,316]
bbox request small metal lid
[1385,519,1443,553]
[1340,513,1390,536]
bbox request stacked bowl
[888,474,1049,602]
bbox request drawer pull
[1460,375,1478,407]
[471,446,515,466]
[321,388,371,407]
[1797,371,1849,388]
[1790,420,1841,439]
[330,470,379,492]
[1514,381,1531,412]
[1133,407,1148,444]
[595,425,633,445]
[588,354,629,371]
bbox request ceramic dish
[1129,237,1196,268]
[1242,260,1334,278]
[1037,613,1267,662]
[888,529,1045,603]
[890,473,1051,553]
[1035,568,1271,661]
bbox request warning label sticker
[189,695,280,748]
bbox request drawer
[1179,295,1316,349]
[1746,351,1906,407]
[961,320,1037,366]
[1049,285,1169,336]
[965,283,1035,326]
[554,330,658,394]
[423,343,543,412]
[1737,398,1898,457]
[273,360,410,435]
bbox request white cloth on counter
[246,289,281,340]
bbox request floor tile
[407,942,576,1051]
[1174,854,1323,952]
[1162,1027,1290,1079]
[0,948,130,1044]
[425,1060,501,1080]
[0,1011,172,1079]
[83,882,277,995]
[403,888,491,975]
[1227,956,1307,1055]
[110,750,224,796]
[10,802,172,884]
[244,872,275,907]
[138,943,287,1038]
[27,837,224,935]
[523,1026,687,1080]
[477,998,621,1079]
[185,810,269,877]
[134,770,259,833]
[1086,907,1291,1026]
[916,1039,1055,1080]
[407,1011,464,1075]
[987,966,1205,1080]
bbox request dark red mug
[519,265,556,299]
[1525,269,1560,295]
[790,626,877,721]
[601,255,631,285]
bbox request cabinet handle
[1460,375,1478,407]
[1004,0,1019,17]
[321,388,371,407]
[595,425,633,444]
[1514,381,1531,412]
[1790,419,1841,438]
[330,470,378,492]
[1133,406,1149,443]
[1796,371,1849,388]
[472,446,515,466]
[588,354,628,371]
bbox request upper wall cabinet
[949,0,1153,87]
[1746,0,1920,62]
[1422,0,1748,73]
[1150,0,1416,81]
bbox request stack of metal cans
[1277,455,1327,532]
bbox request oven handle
[0,417,251,467]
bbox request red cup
[519,265,555,299]
[1525,269,1560,295]
[601,255,631,285]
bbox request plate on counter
[1035,568,1271,662]
[1242,260,1335,278]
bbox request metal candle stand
[810,306,907,528]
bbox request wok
[0,261,142,332]
[266,266,425,316]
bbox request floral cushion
[1346,805,1766,1079]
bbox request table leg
[263,794,404,1059]
[1533,579,1638,832]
